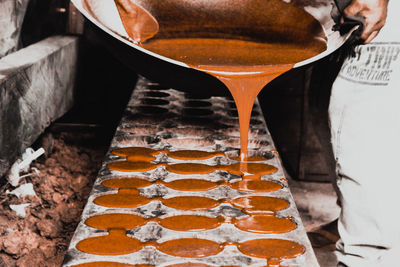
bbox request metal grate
[63,76,319,267]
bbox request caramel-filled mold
[84,213,295,234]
[64,77,318,267]
[100,177,282,193]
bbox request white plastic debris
[9,203,31,218]
[6,183,37,198]
[7,147,45,187]
[6,227,15,234]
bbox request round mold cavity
[140,98,170,106]
[184,100,212,108]
[184,93,211,100]
[137,106,169,115]
[250,119,264,125]
[183,108,214,117]
[144,91,170,98]
[146,84,170,90]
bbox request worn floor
[290,179,340,267]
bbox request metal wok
[72,0,352,95]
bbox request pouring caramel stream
[111,0,326,159]
[140,38,325,159]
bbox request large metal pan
[72,0,352,95]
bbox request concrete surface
[0,35,78,178]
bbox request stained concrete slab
[0,35,79,178]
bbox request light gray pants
[329,2,400,265]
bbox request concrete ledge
[0,0,30,58]
[0,35,79,178]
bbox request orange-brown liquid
[100,177,282,193]
[159,215,223,232]
[111,147,226,161]
[231,179,282,192]
[107,161,278,176]
[157,238,223,258]
[107,161,157,172]
[230,196,289,213]
[76,229,142,255]
[162,196,220,211]
[141,38,325,159]
[165,163,218,175]
[84,213,295,234]
[114,0,159,43]
[165,179,218,191]
[94,188,289,212]
[233,215,296,234]
[85,213,146,230]
[94,189,151,208]
[112,147,159,156]
[112,147,160,161]
[83,0,325,262]
[73,263,149,267]
[223,162,278,176]
[77,233,304,263]
[237,238,305,261]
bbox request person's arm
[343,0,389,43]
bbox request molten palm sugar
[85,213,147,230]
[231,179,282,192]
[159,215,223,231]
[101,177,152,189]
[223,162,278,176]
[237,238,305,262]
[141,38,325,160]
[114,0,159,43]
[162,196,220,211]
[76,229,142,255]
[165,179,218,191]
[234,215,296,234]
[230,196,289,213]
[93,189,151,208]
[111,147,158,157]
[157,238,223,258]
[107,161,157,172]
[165,163,218,175]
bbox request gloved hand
[331,0,388,44]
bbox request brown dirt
[0,131,106,267]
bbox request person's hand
[343,0,389,43]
